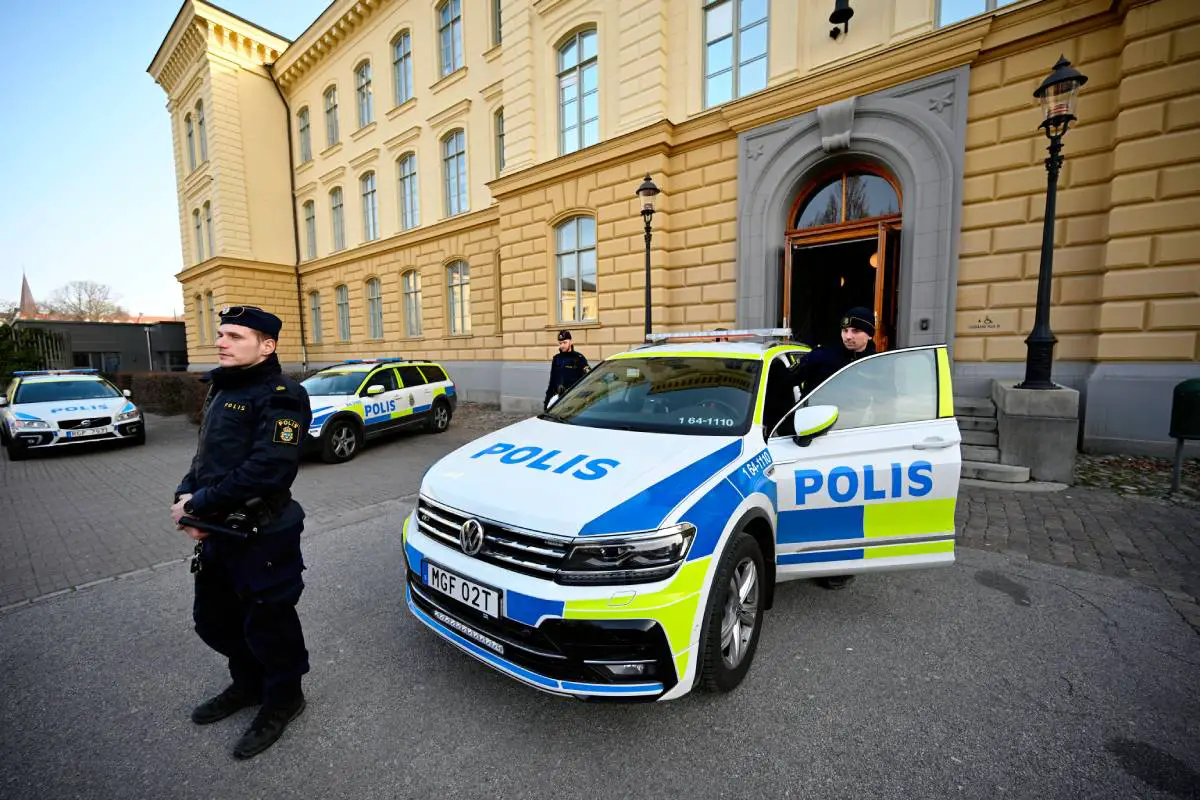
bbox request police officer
[169,305,312,760]
[544,329,589,409]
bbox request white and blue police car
[402,329,962,700]
[301,358,457,463]
[0,370,146,461]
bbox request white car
[1,370,146,461]
[402,329,962,701]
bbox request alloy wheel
[720,557,759,669]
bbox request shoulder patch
[273,418,301,445]
[276,385,287,392]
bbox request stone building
[149,0,1199,453]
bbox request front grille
[416,496,570,579]
[58,417,112,430]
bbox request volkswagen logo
[459,518,484,556]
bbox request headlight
[115,409,141,423]
[558,523,696,586]
[13,419,51,430]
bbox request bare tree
[43,281,128,320]
[0,298,16,325]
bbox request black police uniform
[544,349,589,408]
[176,352,312,715]
[792,338,878,396]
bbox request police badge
[273,418,300,445]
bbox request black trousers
[192,526,310,706]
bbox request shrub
[120,372,210,419]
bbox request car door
[359,366,404,437]
[397,365,433,424]
[765,345,961,579]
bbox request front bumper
[10,419,143,450]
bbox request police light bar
[11,369,100,376]
[643,328,793,344]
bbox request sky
[0,0,331,317]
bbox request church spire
[19,272,37,317]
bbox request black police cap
[219,305,283,339]
[557,330,572,341]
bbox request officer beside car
[544,329,589,409]
[169,305,312,760]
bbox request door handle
[913,437,956,450]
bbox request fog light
[589,660,656,678]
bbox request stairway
[953,396,1030,483]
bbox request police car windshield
[301,371,364,396]
[14,380,121,404]
[541,356,761,436]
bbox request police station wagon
[0,370,146,461]
[402,329,962,701]
[301,358,457,463]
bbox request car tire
[131,429,147,446]
[699,530,765,693]
[426,399,452,434]
[6,439,29,461]
[320,418,361,463]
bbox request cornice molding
[295,180,319,198]
[183,169,213,201]
[149,2,286,96]
[350,121,378,141]
[349,148,381,171]
[275,0,389,92]
[385,97,417,122]
[532,0,572,16]
[428,98,472,130]
[429,66,468,96]
[480,79,503,104]
[384,125,422,153]
[176,256,295,283]
[320,166,347,185]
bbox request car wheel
[815,576,856,590]
[426,399,452,434]
[6,439,29,461]
[699,531,765,693]
[320,418,361,463]
[131,429,147,446]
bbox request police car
[402,329,962,700]
[0,370,146,461]
[301,358,457,463]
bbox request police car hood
[421,417,744,537]
[12,397,133,423]
[308,395,356,427]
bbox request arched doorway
[783,165,901,351]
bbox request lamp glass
[1040,79,1080,123]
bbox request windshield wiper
[536,413,567,423]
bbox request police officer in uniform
[169,305,312,760]
[544,329,589,409]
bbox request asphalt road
[2,503,1198,800]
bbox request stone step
[962,444,1000,463]
[958,416,998,432]
[961,461,1030,483]
[961,430,999,447]
[954,396,996,418]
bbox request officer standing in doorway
[544,329,589,409]
[169,305,312,760]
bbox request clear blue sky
[0,1,330,316]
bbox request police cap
[557,329,572,341]
[219,305,283,340]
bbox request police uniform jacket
[545,349,589,407]
[792,340,878,396]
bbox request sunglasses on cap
[219,305,264,318]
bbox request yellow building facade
[150,0,1199,453]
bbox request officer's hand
[170,494,193,525]
[180,526,207,541]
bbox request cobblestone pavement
[2,407,1198,629]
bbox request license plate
[425,561,501,618]
[65,426,112,438]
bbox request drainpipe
[265,61,309,373]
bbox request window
[330,187,346,251]
[195,101,207,162]
[793,171,899,229]
[799,349,938,432]
[704,0,768,109]
[495,108,506,174]
[366,277,384,339]
[402,269,422,336]
[309,291,322,343]
[438,0,464,77]
[447,260,471,335]
[442,129,468,217]
[558,29,599,154]
[205,291,216,343]
[192,209,204,262]
[361,171,379,242]
[324,86,339,147]
[398,365,427,387]
[185,113,196,170]
[937,0,1019,27]
[398,153,419,230]
[556,216,597,322]
[364,367,400,394]
[335,284,351,341]
[392,31,413,105]
[203,202,214,258]
[303,200,317,259]
[194,294,203,345]
[420,364,448,383]
[492,0,503,46]
[298,107,312,162]
[355,61,373,127]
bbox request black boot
[191,685,260,725]
[816,575,856,590]
[232,694,306,760]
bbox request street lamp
[143,325,154,372]
[636,173,661,338]
[1018,55,1088,390]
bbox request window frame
[309,290,323,343]
[303,200,317,260]
[298,107,312,162]
[366,277,384,340]
[194,294,204,346]
[702,0,770,109]
[392,31,413,106]
[324,86,340,147]
[935,0,1018,28]
[205,291,216,343]
[398,153,420,231]
[492,0,503,46]
[437,0,464,78]
[195,101,208,162]
[361,171,379,242]
[330,186,346,252]
[494,107,506,175]
[355,60,374,128]
[555,215,598,324]
[185,113,196,171]
[557,29,599,155]
[203,201,214,258]
[787,164,902,233]
[192,209,204,263]
[442,129,468,217]
[446,260,471,335]
[402,269,423,337]
[335,284,351,342]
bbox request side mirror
[365,384,385,396]
[791,405,839,447]
[123,389,132,398]
[0,397,7,407]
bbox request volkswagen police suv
[1,370,146,461]
[301,358,457,463]
[402,329,962,701]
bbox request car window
[803,348,938,431]
[398,365,426,387]
[363,368,399,394]
[419,364,448,383]
[302,371,365,396]
[14,379,121,404]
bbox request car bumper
[10,420,144,450]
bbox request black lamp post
[1018,55,1088,390]
[636,174,660,338]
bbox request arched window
[366,277,383,339]
[402,269,422,337]
[195,101,207,162]
[494,107,505,174]
[330,187,345,251]
[184,113,196,170]
[446,260,470,335]
[392,31,413,105]
[302,200,317,259]
[298,107,312,162]
[442,129,467,217]
[309,290,323,343]
[205,291,216,343]
[437,0,463,77]
[361,171,379,242]
[194,294,204,345]
[703,0,768,109]
[355,61,373,127]
[397,153,419,230]
[192,209,204,262]
[324,86,339,147]
[203,202,214,258]
[335,284,351,341]
[558,29,598,155]
[793,170,900,229]
[555,216,597,322]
